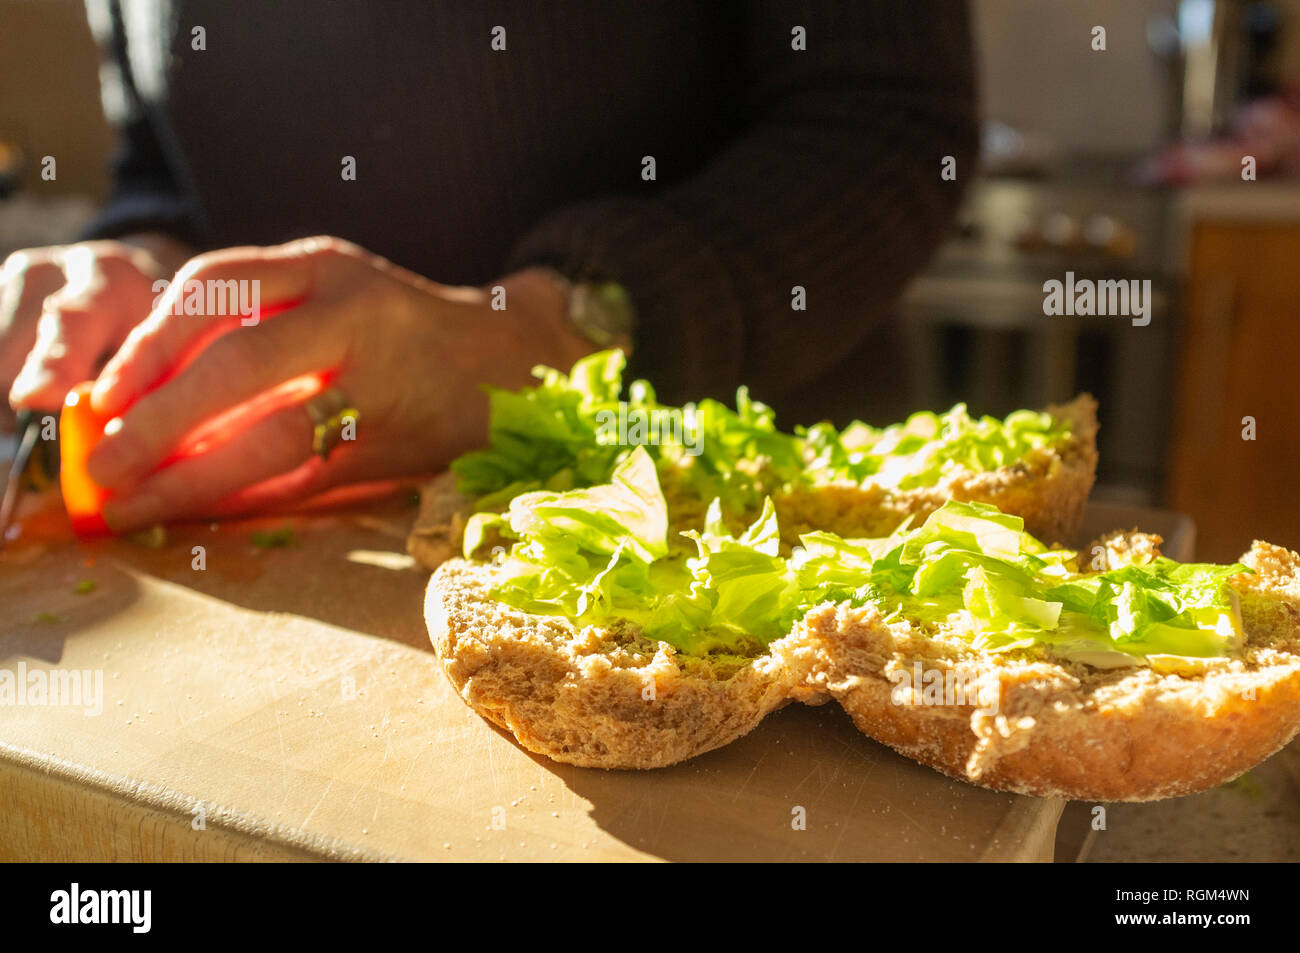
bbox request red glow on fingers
[207,456,330,517]
[249,298,304,322]
[91,297,311,419]
[171,370,330,461]
[156,296,309,394]
[61,294,321,536]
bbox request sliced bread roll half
[407,395,1100,571]
[799,534,1300,801]
[425,559,824,769]
[407,472,471,572]
[774,394,1099,546]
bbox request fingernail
[86,420,133,487]
[101,492,162,532]
[9,367,49,405]
[90,375,118,413]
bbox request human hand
[1,235,191,424]
[84,236,594,530]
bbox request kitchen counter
[0,491,1066,862]
[0,494,1286,862]
[1168,180,1300,273]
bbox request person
[0,1,976,531]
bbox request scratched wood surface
[0,497,1189,862]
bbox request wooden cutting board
[0,496,1191,862]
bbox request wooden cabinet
[1168,221,1300,562]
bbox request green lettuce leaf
[477,448,802,653]
[801,404,1071,489]
[1042,558,1249,657]
[450,350,1076,536]
[481,447,670,620]
[451,350,629,497]
[817,501,1251,662]
[449,349,803,517]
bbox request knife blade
[0,409,59,547]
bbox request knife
[0,409,59,547]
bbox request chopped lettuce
[450,350,801,516]
[683,388,805,507]
[468,456,1250,665]
[793,500,1249,664]
[1042,560,1249,659]
[464,447,668,621]
[450,353,1233,665]
[801,405,1071,489]
[449,351,1074,525]
[450,350,628,498]
[474,449,799,653]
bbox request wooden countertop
[0,496,1191,862]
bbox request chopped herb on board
[251,526,296,549]
[1220,772,1265,801]
[128,525,168,548]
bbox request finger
[99,400,318,531]
[204,443,375,518]
[0,252,65,393]
[86,302,344,490]
[8,244,172,411]
[90,239,346,418]
[8,295,122,409]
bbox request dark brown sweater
[83,0,977,421]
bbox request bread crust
[801,538,1300,801]
[425,560,822,769]
[407,471,469,571]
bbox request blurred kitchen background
[912,0,1300,562]
[2,0,1299,561]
